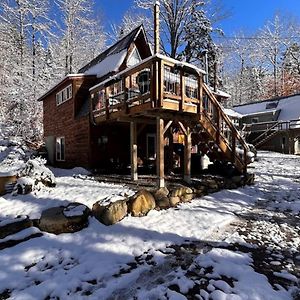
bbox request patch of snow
[273,271,298,283]
[0,226,40,243]
[63,204,87,217]
[84,50,128,78]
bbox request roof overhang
[37,74,95,102]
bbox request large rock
[0,216,33,239]
[92,200,127,225]
[170,187,193,198]
[154,188,170,209]
[180,193,195,203]
[38,203,90,234]
[169,196,181,207]
[156,196,170,209]
[128,190,156,217]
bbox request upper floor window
[127,47,142,67]
[56,84,72,106]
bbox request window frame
[56,84,73,106]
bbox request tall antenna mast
[154,1,160,54]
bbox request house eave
[38,74,96,102]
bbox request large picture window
[56,137,65,161]
[56,84,72,106]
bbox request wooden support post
[156,117,165,188]
[157,59,163,108]
[184,126,192,183]
[130,122,138,181]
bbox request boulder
[0,216,32,239]
[38,203,90,234]
[180,193,195,203]
[156,196,170,209]
[154,187,169,199]
[92,200,127,225]
[169,196,181,207]
[128,190,156,217]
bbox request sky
[97,0,300,35]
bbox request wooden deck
[89,54,250,186]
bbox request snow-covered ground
[0,151,299,299]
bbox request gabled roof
[78,25,149,76]
[232,93,300,121]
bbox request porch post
[184,126,192,183]
[156,116,165,188]
[130,121,138,181]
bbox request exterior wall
[43,77,97,168]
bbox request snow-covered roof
[37,74,87,102]
[212,89,231,99]
[84,50,128,77]
[79,25,151,77]
[233,94,300,121]
[224,108,243,119]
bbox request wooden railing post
[159,60,164,108]
[198,75,203,116]
[180,69,185,111]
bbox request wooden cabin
[233,94,300,154]
[38,24,250,188]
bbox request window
[266,102,278,109]
[56,84,72,106]
[56,137,65,161]
[127,47,142,67]
[251,118,259,123]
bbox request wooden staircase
[247,119,300,149]
[199,84,249,173]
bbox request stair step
[0,216,33,239]
[0,227,43,250]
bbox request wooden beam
[156,117,165,188]
[178,121,188,136]
[184,126,192,183]
[130,122,138,181]
[163,120,173,135]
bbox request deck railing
[90,55,204,120]
[89,54,250,172]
